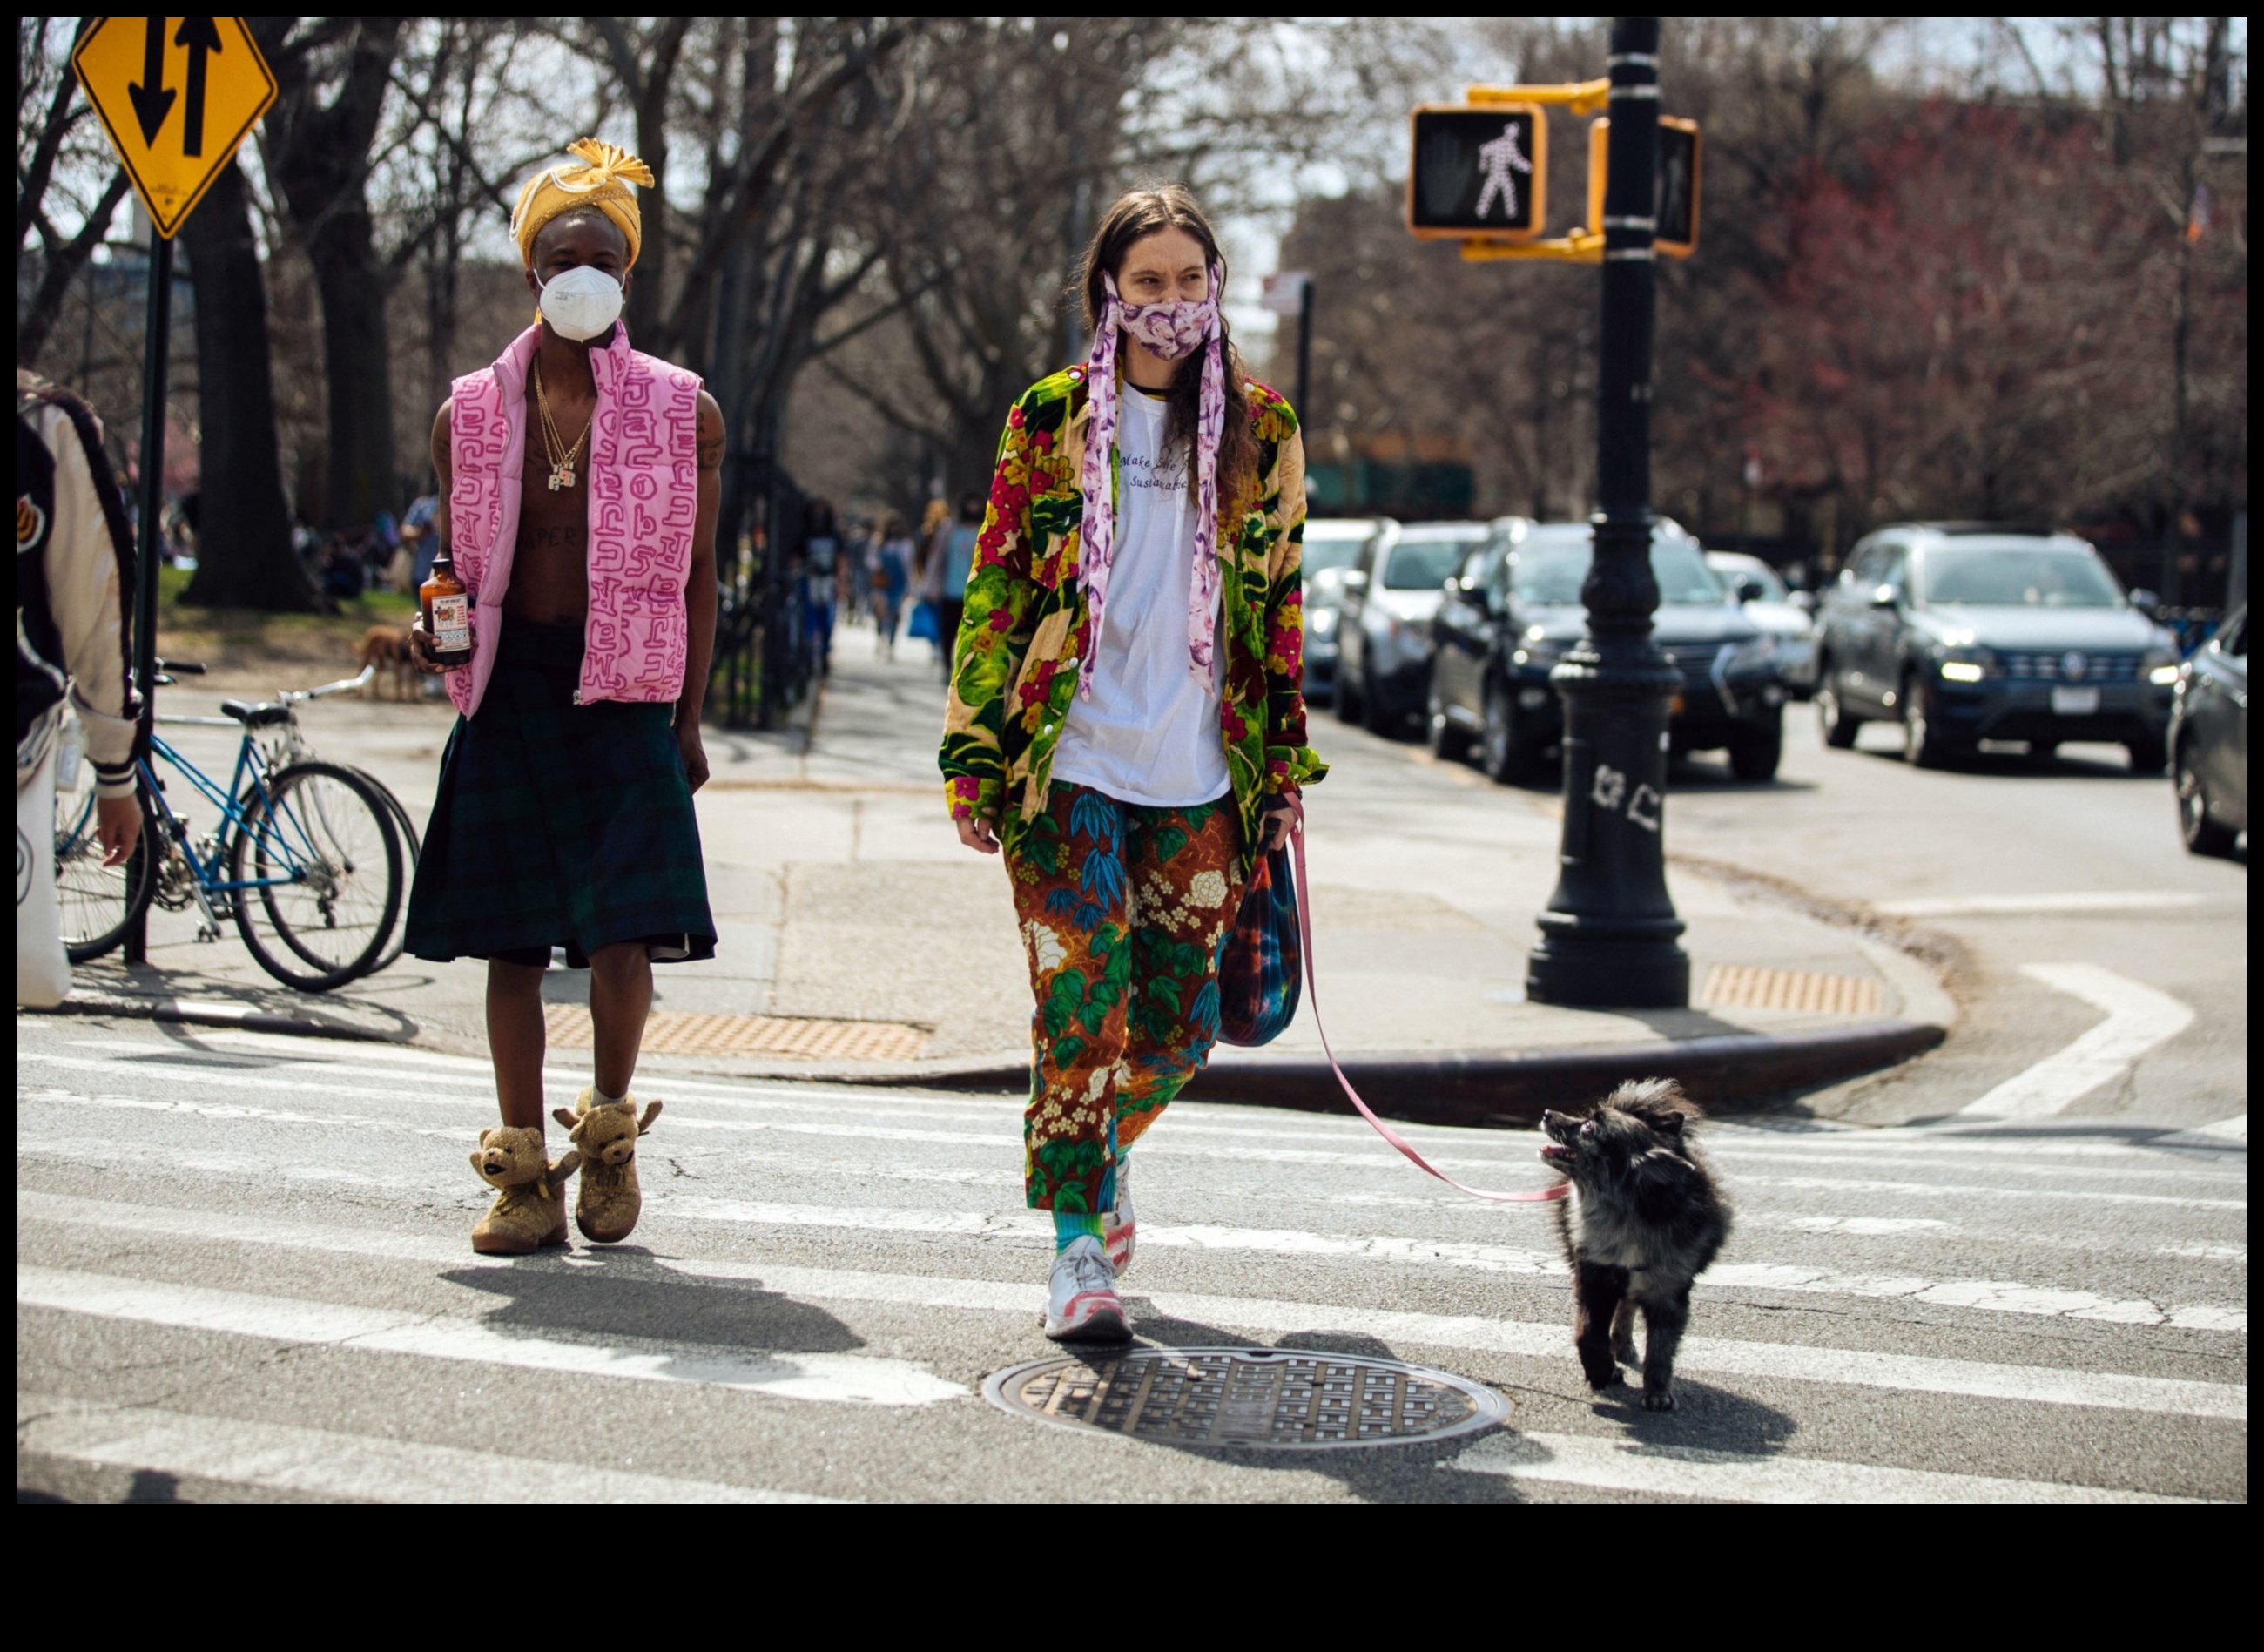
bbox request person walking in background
[17,369,141,1008]
[403,138,724,1258]
[805,499,840,674]
[939,185,1323,1342]
[913,496,951,664]
[873,511,912,657]
[935,493,982,683]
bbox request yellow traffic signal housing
[1587,116,1701,258]
[1408,104,1549,242]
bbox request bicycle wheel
[230,759,402,991]
[54,775,161,963]
[347,766,421,973]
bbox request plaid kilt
[403,619,715,966]
[1216,845,1301,1047]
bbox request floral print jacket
[940,365,1326,856]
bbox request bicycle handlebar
[278,664,376,703]
[153,658,206,675]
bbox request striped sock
[1052,1210,1106,1253]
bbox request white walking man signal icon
[1473,121,1534,220]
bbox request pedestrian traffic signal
[1586,117,1701,258]
[1407,105,1549,242]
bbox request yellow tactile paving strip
[542,1007,929,1062]
[1701,964,1883,1017]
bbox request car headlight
[1932,644,1998,683]
[1308,607,1338,637]
[2141,644,2179,686]
[1513,637,1566,671]
[1726,635,1778,674]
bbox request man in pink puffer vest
[404,140,724,1258]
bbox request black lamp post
[1525,17,1690,1009]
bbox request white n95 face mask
[537,266,624,341]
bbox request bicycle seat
[219,698,293,729]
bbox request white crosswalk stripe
[17,1028,2248,1503]
[17,1395,833,1504]
[19,1193,2246,1421]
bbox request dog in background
[354,624,416,701]
[1540,1078,1729,1411]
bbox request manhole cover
[984,1347,1507,1450]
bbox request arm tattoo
[697,432,724,472]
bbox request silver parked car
[1706,550,1816,698]
[1335,520,1498,735]
[1298,517,1396,706]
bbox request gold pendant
[549,465,576,491]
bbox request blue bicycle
[54,660,405,991]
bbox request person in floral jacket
[940,185,1325,1342]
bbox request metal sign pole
[1525,17,1689,1008]
[122,227,175,967]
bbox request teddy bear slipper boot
[469,1126,582,1256]
[555,1090,663,1244]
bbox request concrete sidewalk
[51,620,1951,1120]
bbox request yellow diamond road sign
[72,17,277,239]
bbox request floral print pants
[1007,782,1245,1212]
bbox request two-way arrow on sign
[127,17,225,155]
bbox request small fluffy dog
[1540,1078,1730,1411]
[355,624,416,701]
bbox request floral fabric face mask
[1076,266,1228,696]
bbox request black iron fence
[710,452,817,730]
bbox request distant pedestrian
[872,512,912,657]
[913,497,951,663]
[938,185,1323,1341]
[17,369,141,1008]
[805,499,840,673]
[403,138,723,1258]
[935,494,981,681]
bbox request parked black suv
[1815,524,2179,770]
[1428,519,1790,782]
[2170,605,2246,855]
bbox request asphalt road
[1357,693,2247,1129]
[16,1007,2243,1502]
[19,679,2245,1502]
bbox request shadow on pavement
[441,1245,866,1355]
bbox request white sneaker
[1042,1234,1130,1343]
[1104,1157,1135,1275]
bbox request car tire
[1816,668,1860,749]
[1728,711,1783,782]
[2126,734,2168,776]
[2175,741,2238,856]
[1481,678,1538,785]
[1903,677,1964,769]
[1334,654,1364,724]
[1361,665,1401,737]
[1428,671,1474,763]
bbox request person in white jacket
[18,368,141,1006]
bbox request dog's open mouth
[1538,1143,1575,1164]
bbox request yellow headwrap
[510,138,655,270]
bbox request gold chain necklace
[532,362,591,491]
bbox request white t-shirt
[1050,388,1230,807]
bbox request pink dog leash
[1289,823,1568,1205]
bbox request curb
[884,1019,1947,1124]
[24,994,413,1044]
[28,1001,1945,1128]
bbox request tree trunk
[303,196,399,531]
[179,160,313,612]
[259,17,405,532]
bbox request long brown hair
[1078,185,1260,513]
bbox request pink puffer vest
[446,324,702,718]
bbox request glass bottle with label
[421,547,472,670]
